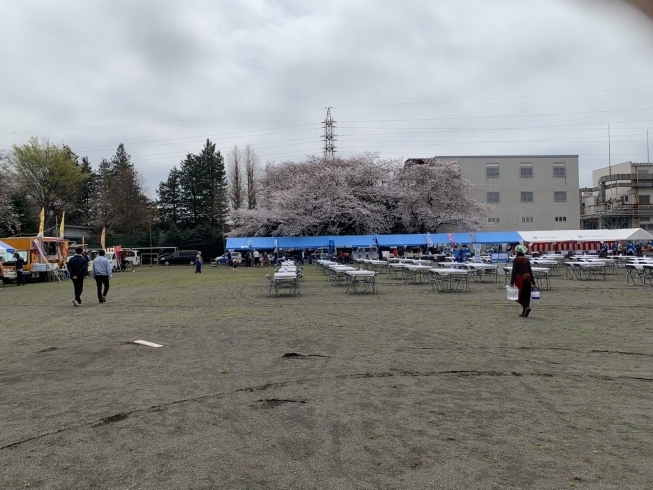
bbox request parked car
[158,250,198,266]
[212,252,242,266]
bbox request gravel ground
[0,263,652,490]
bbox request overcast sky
[2,0,653,192]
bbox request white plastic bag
[506,285,519,301]
[531,287,541,300]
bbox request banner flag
[447,232,455,246]
[426,232,433,248]
[59,211,65,239]
[38,208,45,236]
[100,227,106,250]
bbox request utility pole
[322,107,336,160]
[608,123,611,176]
[648,129,650,164]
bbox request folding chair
[625,265,644,286]
[643,265,653,287]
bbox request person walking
[14,253,26,286]
[92,249,112,303]
[82,251,90,277]
[510,245,536,318]
[68,247,87,306]
[195,252,203,274]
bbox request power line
[331,85,653,110]
[340,106,653,124]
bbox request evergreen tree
[108,144,150,235]
[156,167,182,229]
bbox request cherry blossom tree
[0,168,21,235]
[396,158,490,233]
[229,154,487,237]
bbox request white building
[580,161,653,232]
[409,155,580,231]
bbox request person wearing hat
[510,244,536,317]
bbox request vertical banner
[38,208,45,236]
[100,227,106,250]
[59,211,65,239]
[426,232,433,249]
[114,244,122,265]
[447,233,455,246]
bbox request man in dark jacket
[14,253,26,286]
[68,247,87,306]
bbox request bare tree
[227,144,244,210]
[243,144,260,210]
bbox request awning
[0,239,16,254]
[225,237,277,250]
[518,228,653,243]
[374,234,427,247]
[475,231,523,244]
[278,236,328,249]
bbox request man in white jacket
[92,250,113,304]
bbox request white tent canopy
[518,228,653,243]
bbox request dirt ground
[0,263,652,490]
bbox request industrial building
[409,155,581,231]
[580,161,653,232]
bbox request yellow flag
[59,211,65,239]
[38,208,45,236]
[100,227,106,250]
[82,235,85,246]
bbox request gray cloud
[1,0,653,192]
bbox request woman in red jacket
[510,245,536,317]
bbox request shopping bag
[531,286,541,300]
[506,286,519,301]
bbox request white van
[352,246,378,261]
[90,250,118,272]
[123,249,140,266]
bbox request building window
[486,163,499,178]
[639,195,651,205]
[555,217,567,222]
[486,192,500,203]
[554,191,567,202]
[521,191,534,202]
[553,162,566,178]
[487,217,500,223]
[521,217,534,223]
[519,162,533,178]
[639,216,650,222]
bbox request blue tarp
[375,234,427,247]
[474,231,522,244]
[226,237,276,250]
[0,239,15,253]
[278,236,327,249]
[329,235,375,247]
[227,230,524,250]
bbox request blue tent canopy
[278,236,327,249]
[375,234,427,247]
[226,231,524,251]
[474,231,522,244]
[0,239,15,253]
[225,237,276,250]
[329,235,375,247]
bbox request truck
[1,236,69,283]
